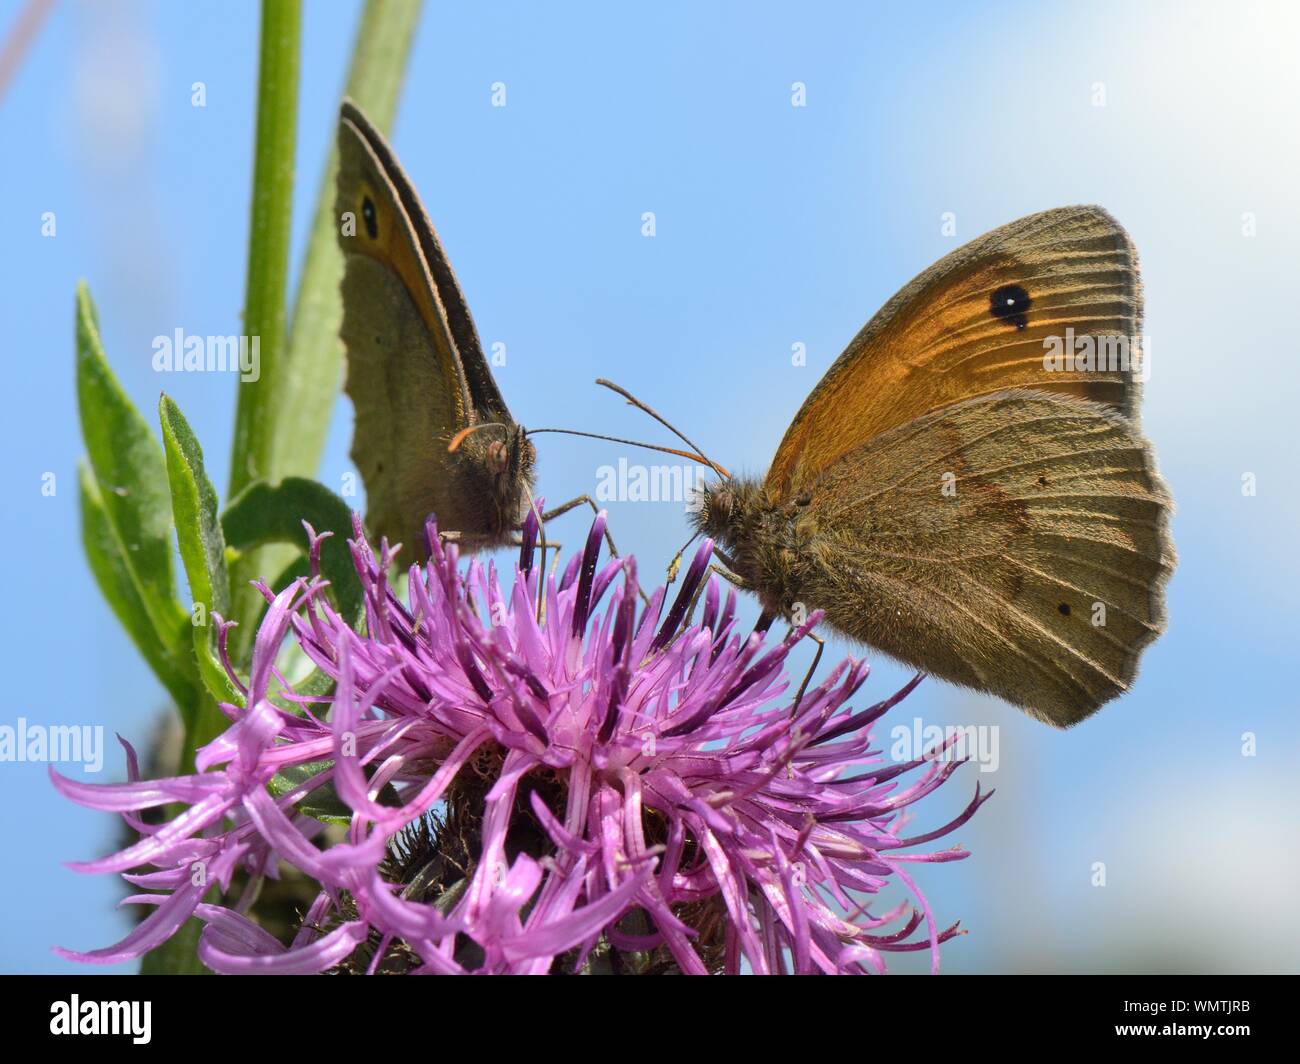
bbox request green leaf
[271,0,424,481]
[160,394,231,619]
[75,283,188,654]
[159,395,244,731]
[269,759,401,826]
[222,477,365,626]
[79,464,198,714]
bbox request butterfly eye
[989,284,1031,329]
[362,197,378,239]
[486,439,509,474]
[710,486,735,520]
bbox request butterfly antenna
[526,427,730,478]
[594,379,729,481]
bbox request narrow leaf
[160,394,231,619]
[79,465,197,714]
[75,283,188,652]
[159,395,244,714]
[222,477,365,626]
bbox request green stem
[227,0,302,658]
[230,0,300,498]
[272,0,424,482]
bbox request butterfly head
[692,477,764,553]
[450,421,536,536]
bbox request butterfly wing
[339,102,512,425]
[767,206,1144,499]
[337,101,512,555]
[794,390,1174,726]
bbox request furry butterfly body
[693,207,1174,726]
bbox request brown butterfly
[336,100,535,561]
[684,206,1175,727]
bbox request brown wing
[339,100,512,424]
[337,103,471,431]
[767,207,1144,500]
[337,103,475,554]
[798,390,1174,727]
[340,257,482,555]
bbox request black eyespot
[1038,475,1048,486]
[362,197,378,239]
[990,284,1031,330]
[1058,603,1071,616]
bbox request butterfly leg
[505,535,565,566]
[789,631,825,715]
[501,536,568,622]
[708,563,747,590]
[507,536,566,545]
[651,563,749,649]
[679,564,716,632]
[665,537,746,603]
[712,546,741,570]
[537,495,650,605]
[539,495,621,555]
[758,604,825,714]
[683,538,745,588]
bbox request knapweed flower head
[54,507,990,974]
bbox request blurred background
[2,0,1297,973]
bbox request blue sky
[3,0,1297,973]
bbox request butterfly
[336,99,535,561]
[689,206,1175,726]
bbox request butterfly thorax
[692,478,814,618]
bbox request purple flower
[54,508,990,974]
